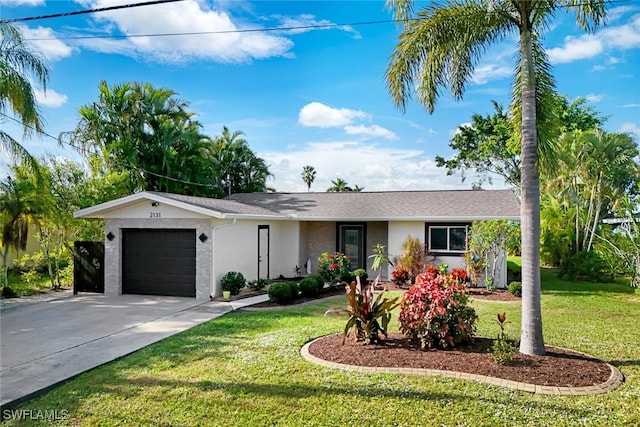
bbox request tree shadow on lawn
[78,373,604,420]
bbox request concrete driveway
[0,293,267,407]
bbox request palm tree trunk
[519,27,545,356]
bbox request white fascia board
[73,191,227,219]
[225,214,289,220]
[287,215,521,222]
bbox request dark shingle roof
[228,190,519,220]
[150,192,280,216]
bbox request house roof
[75,189,520,221]
[229,190,520,221]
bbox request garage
[122,229,196,297]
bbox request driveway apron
[0,293,267,407]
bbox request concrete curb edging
[300,336,625,395]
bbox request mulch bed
[239,282,610,388]
[308,332,612,388]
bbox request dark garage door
[122,229,196,297]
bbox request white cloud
[261,141,510,192]
[274,13,360,38]
[548,34,604,63]
[344,124,398,140]
[607,5,640,23]
[17,25,75,62]
[35,88,68,108]
[0,0,44,5]
[298,102,368,128]
[548,14,640,64]
[76,0,293,63]
[471,64,513,84]
[585,93,604,103]
[620,104,640,108]
[619,122,640,138]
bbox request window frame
[426,224,469,254]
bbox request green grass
[4,272,640,426]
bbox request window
[428,225,468,253]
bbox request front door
[258,225,270,279]
[338,223,365,270]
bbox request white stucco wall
[212,219,300,294]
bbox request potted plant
[221,271,246,298]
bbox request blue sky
[2,0,639,192]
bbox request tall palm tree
[0,22,49,170]
[386,0,607,356]
[301,165,316,192]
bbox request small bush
[342,282,400,345]
[391,266,410,286]
[508,281,522,297]
[268,282,293,304]
[317,252,352,283]
[288,281,300,299]
[560,251,612,282]
[300,277,320,297]
[221,271,246,295]
[491,339,518,365]
[248,278,269,291]
[1,286,18,298]
[399,272,477,349]
[449,267,469,284]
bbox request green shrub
[1,286,18,298]
[508,281,522,297]
[268,282,293,304]
[288,282,299,299]
[221,271,246,295]
[306,274,324,292]
[559,251,612,282]
[317,252,352,283]
[300,277,320,297]
[248,278,268,291]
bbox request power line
[11,0,634,43]
[1,0,185,24]
[0,112,218,189]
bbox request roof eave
[73,191,228,219]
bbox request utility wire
[8,0,634,42]
[1,0,185,24]
[1,112,219,189]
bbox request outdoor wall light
[106,232,115,241]
[151,202,159,207]
[199,233,208,243]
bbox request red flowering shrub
[391,266,411,286]
[398,273,477,349]
[449,267,469,284]
[422,264,440,278]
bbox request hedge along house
[74,189,520,301]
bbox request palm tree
[386,0,607,356]
[0,22,49,170]
[327,177,351,192]
[301,165,316,192]
[0,175,43,287]
[352,185,365,192]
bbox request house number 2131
[149,212,161,218]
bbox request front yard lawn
[4,269,640,426]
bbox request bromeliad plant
[337,277,400,345]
